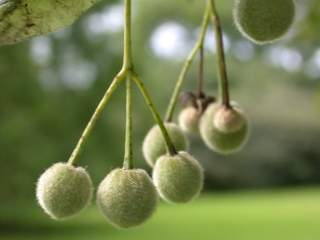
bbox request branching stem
[67,70,126,165]
[68,0,178,165]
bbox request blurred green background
[1,0,320,239]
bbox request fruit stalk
[123,75,134,169]
[209,0,231,108]
[197,45,205,98]
[165,5,211,122]
[67,70,126,166]
[122,0,134,169]
[132,73,178,156]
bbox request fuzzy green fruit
[178,106,201,135]
[233,0,295,44]
[200,103,249,154]
[143,123,189,167]
[153,151,203,203]
[0,0,96,45]
[96,168,158,229]
[36,162,93,220]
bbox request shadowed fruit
[143,122,189,167]
[178,106,201,135]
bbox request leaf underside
[0,0,96,45]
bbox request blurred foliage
[1,0,320,204]
[2,188,320,240]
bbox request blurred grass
[1,187,320,240]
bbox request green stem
[67,70,127,166]
[165,6,210,122]
[123,75,134,169]
[123,0,133,70]
[132,73,178,156]
[68,0,134,166]
[209,0,231,108]
[127,0,177,157]
[68,0,180,165]
[122,0,135,169]
[197,45,204,98]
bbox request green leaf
[0,0,96,45]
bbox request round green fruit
[96,168,158,229]
[36,162,93,220]
[233,0,295,44]
[178,106,201,135]
[142,122,189,167]
[200,103,249,154]
[153,151,203,203]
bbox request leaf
[0,0,96,45]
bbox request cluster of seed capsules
[36,0,296,229]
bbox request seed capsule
[153,151,203,203]
[142,123,189,167]
[96,168,158,228]
[200,103,249,154]
[178,106,201,135]
[36,162,93,220]
[233,0,295,44]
